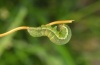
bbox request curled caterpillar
[28,24,71,45]
[0,20,73,45]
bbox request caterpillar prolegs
[28,24,71,45]
[0,20,73,45]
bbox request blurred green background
[0,0,100,65]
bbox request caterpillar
[0,20,73,45]
[28,24,71,45]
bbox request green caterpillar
[27,24,71,45]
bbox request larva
[28,24,71,45]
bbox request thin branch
[46,20,74,26]
[0,26,29,37]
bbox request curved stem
[0,20,74,37]
[0,26,29,37]
[46,20,74,26]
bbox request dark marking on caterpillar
[27,24,71,45]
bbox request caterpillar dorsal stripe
[0,20,73,45]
